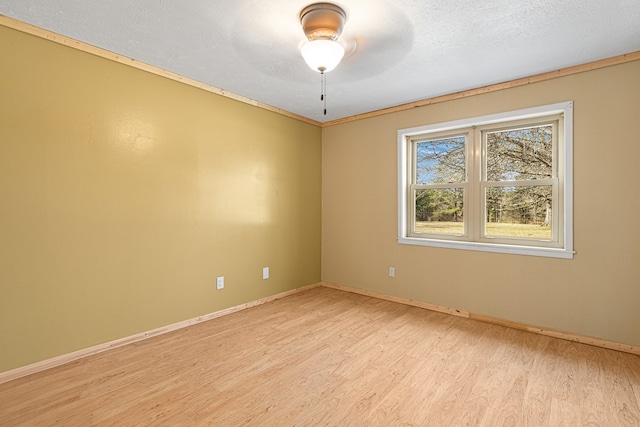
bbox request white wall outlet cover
[216,276,224,289]
[262,267,269,280]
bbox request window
[397,102,573,258]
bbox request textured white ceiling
[1,0,639,123]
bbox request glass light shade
[300,39,345,73]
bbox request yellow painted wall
[323,60,640,347]
[0,25,321,372]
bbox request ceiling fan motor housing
[299,3,346,41]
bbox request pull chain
[322,71,327,115]
[319,67,327,116]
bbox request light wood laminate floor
[1,286,639,426]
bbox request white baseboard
[0,282,322,385]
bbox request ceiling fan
[297,2,352,115]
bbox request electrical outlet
[389,267,395,277]
[263,267,269,280]
[216,276,224,289]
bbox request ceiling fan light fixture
[300,39,345,73]
[299,2,347,73]
[298,2,348,115]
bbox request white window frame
[397,101,573,259]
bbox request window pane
[485,186,552,239]
[415,188,464,235]
[416,136,465,184]
[486,125,553,181]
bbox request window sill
[397,236,574,259]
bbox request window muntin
[398,102,573,259]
